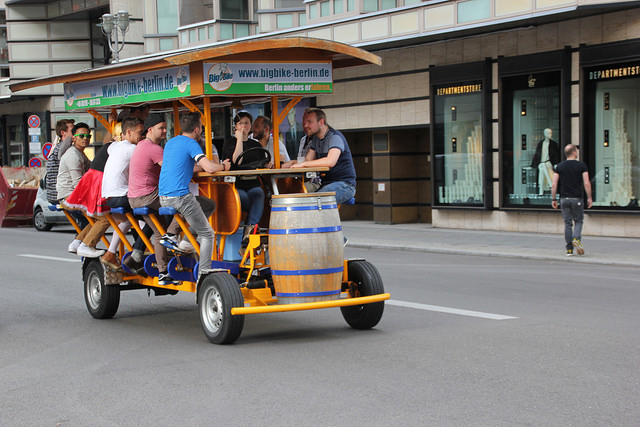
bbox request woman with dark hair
[222,111,266,249]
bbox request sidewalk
[342,221,640,267]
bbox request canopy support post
[173,101,181,134]
[271,96,302,169]
[87,109,112,133]
[203,97,212,160]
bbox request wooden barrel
[269,192,344,304]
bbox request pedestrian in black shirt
[551,144,592,256]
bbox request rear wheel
[33,206,53,231]
[199,272,244,344]
[83,259,120,319]
[341,260,385,330]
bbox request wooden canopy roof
[9,37,381,94]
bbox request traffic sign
[42,143,53,160]
[28,115,41,128]
[29,157,42,167]
[30,135,40,142]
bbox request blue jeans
[238,186,265,225]
[160,193,215,270]
[318,181,356,205]
[560,197,584,250]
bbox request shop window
[363,0,378,12]
[433,82,485,206]
[381,0,397,9]
[309,3,318,19]
[220,23,234,40]
[159,38,174,51]
[277,14,293,28]
[585,63,640,209]
[219,0,248,20]
[457,0,490,24]
[180,0,214,25]
[157,0,179,33]
[334,0,344,14]
[320,1,330,16]
[236,24,249,37]
[276,0,304,7]
[502,71,561,207]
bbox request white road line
[387,299,518,320]
[18,254,81,263]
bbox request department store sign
[63,66,191,110]
[588,65,640,81]
[203,62,333,95]
[435,83,482,96]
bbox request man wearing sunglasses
[57,123,92,203]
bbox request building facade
[1,0,639,237]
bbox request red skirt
[63,169,110,216]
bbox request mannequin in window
[531,128,560,195]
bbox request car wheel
[198,272,244,344]
[33,206,53,231]
[83,259,120,319]
[340,260,385,330]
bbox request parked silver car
[32,182,69,231]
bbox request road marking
[18,254,81,263]
[387,299,518,320]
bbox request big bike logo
[207,63,233,91]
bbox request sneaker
[572,238,584,255]
[67,239,82,254]
[77,243,106,258]
[101,251,121,270]
[566,249,574,257]
[178,239,195,254]
[123,256,146,276]
[158,272,177,286]
[160,234,180,251]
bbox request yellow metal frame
[231,293,391,315]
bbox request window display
[502,72,560,207]
[586,64,640,209]
[433,82,484,206]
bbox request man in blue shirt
[159,112,230,277]
[291,108,356,204]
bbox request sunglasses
[74,133,92,139]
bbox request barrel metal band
[271,204,338,211]
[271,266,344,276]
[276,289,342,297]
[269,225,342,235]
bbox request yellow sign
[436,83,482,96]
[589,65,640,81]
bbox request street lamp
[99,10,130,63]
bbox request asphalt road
[1,226,639,426]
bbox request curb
[346,242,640,268]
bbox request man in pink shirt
[128,114,181,286]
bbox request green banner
[203,62,333,95]
[64,66,190,110]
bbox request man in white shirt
[102,116,149,273]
